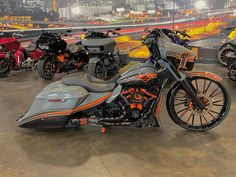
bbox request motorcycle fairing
[0,37,21,51]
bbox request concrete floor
[0,64,236,177]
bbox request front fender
[89,57,101,64]
[186,72,223,82]
[87,57,101,76]
[218,42,235,51]
[0,52,6,59]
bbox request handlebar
[84,28,121,38]
[176,30,191,38]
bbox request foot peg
[101,127,106,134]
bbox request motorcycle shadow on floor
[15,126,220,167]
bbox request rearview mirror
[144,27,150,33]
[115,28,121,31]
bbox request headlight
[0,45,3,50]
[38,43,44,50]
[43,44,49,50]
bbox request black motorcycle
[36,31,88,80]
[82,28,128,80]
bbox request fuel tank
[117,62,158,85]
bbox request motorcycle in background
[0,32,44,77]
[82,28,128,80]
[36,30,88,80]
[217,26,236,66]
[17,28,231,132]
[223,42,236,81]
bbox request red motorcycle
[0,32,44,77]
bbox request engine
[21,57,35,69]
[97,86,159,125]
[121,87,158,121]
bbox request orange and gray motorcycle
[17,29,231,132]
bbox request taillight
[48,99,66,102]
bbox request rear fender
[186,72,223,82]
[219,42,235,51]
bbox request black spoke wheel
[218,47,234,66]
[37,58,56,80]
[228,63,236,81]
[0,58,10,77]
[167,76,231,131]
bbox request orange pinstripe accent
[188,72,223,82]
[30,93,112,120]
[133,73,157,83]
[74,93,112,112]
[155,97,162,119]
[31,110,73,120]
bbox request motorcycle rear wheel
[167,76,231,131]
[0,58,10,77]
[37,58,56,80]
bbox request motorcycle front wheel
[0,58,10,77]
[228,62,236,81]
[95,62,107,80]
[218,46,234,67]
[167,76,231,131]
[37,57,56,80]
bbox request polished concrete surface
[0,64,236,177]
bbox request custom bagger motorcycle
[82,28,128,80]
[17,29,231,132]
[0,32,44,77]
[36,31,88,80]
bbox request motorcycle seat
[62,74,116,93]
[85,73,120,84]
[67,43,83,54]
[25,44,36,52]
